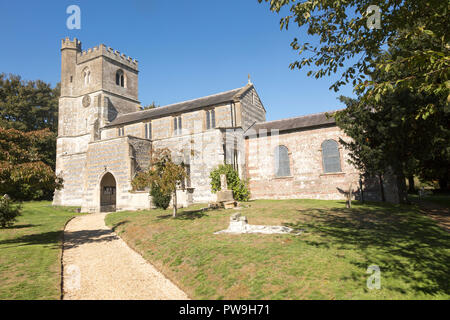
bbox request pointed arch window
[82,68,91,86]
[274,145,291,177]
[321,139,342,173]
[116,70,125,87]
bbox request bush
[150,184,171,210]
[210,164,250,201]
[0,195,22,228]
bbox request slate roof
[106,84,253,127]
[251,111,338,134]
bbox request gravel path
[62,212,189,300]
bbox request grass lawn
[409,193,450,208]
[0,201,81,300]
[106,199,450,300]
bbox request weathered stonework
[53,38,398,213]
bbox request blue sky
[0,0,356,121]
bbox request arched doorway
[100,172,116,212]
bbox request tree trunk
[172,190,177,218]
[396,173,409,204]
[408,176,416,193]
[379,173,385,202]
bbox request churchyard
[0,198,449,299]
[105,199,450,300]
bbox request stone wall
[81,136,151,212]
[245,125,361,200]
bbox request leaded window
[322,140,341,173]
[206,109,216,129]
[274,145,291,177]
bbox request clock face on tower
[82,95,91,108]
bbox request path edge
[60,215,79,300]
[104,212,190,300]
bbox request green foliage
[0,127,63,201]
[258,0,449,116]
[0,73,60,133]
[209,164,250,201]
[132,148,187,216]
[140,101,160,110]
[0,195,22,228]
[0,73,59,170]
[150,183,171,210]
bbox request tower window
[145,122,152,140]
[116,70,125,87]
[118,127,124,137]
[173,116,182,135]
[82,68,91,86]
[206,109,216,130]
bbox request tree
[334,83,449,203]
[140,101,160,110]
[0,73,60,170]
[132,148,187,217]
[0,127,63,200]
[258,0,449,117]
[0,194,22,228]
[0,73,60,132]
[209,164,250,201]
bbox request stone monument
[216,174,235,209]
[214,213,301,235]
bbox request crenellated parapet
[77,44,138,70]
[61,37,82,51]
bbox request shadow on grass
[285,205,450,296]
[157,209,209,220]
[3,224,41,229]
[0,231,62,249]
[0,228,120,250]
[110,220,130,232]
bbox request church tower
[53,37,140,206]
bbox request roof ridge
[117,86,246,118]
[257,109,341,125]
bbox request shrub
[0,195,22,228]
[210,164,250,201]
[150,183,171,210]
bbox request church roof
[106,84,253,127]
[250,111,338,134]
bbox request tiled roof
[251,111,338,134]
[106,84,253,127]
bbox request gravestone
[216,174,234,205]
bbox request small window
[274,145,291,177]
[145,122,152,140]
[173,116,182,135]
[70,76,73,83]
[83,68,90,86]
[206,109,216,129]
[116,70,125,87]
[118,127,124,137]
[322,140,342,173]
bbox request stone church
[53,38,398,213]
